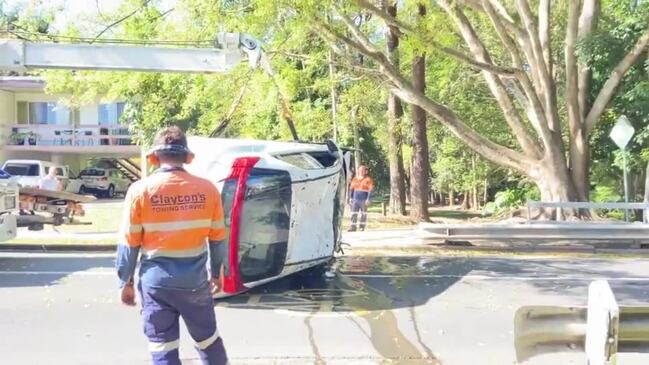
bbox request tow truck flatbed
[18,188,97,203]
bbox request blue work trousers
[350,199,368,230]
[139,283,228,365]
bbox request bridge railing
[515,280,649,365]
[526,201,649,223]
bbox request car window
[80,169,105,177]
[275,153,324,170]
[305,151,339,167]
[3,164,39,176]
[44,166,65,176]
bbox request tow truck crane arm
[0,32,287,237]
[0,33,263,73]
[0,33,300,140]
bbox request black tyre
[106,184,115,199]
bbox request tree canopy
[3,0,649,217]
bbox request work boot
[348,226,357,232]
[359,227,365,232]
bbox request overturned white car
[186,137,350,296]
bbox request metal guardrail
[418,222,649,240]
[526,201,649,223]
[515,280,649,364]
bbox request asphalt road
[1,251,649,364]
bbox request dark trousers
[350,199,368,230]
[139,283,228,365]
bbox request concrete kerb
[3,228,649,255]
[0,243,117,252]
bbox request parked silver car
[78,168,130,198]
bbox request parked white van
[1,160,71,190]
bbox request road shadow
[216,255,649,312]
[216,256,471,313]
[0,254,114,288]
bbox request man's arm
[209,239,228,277]
[365,178,375,205]
[115,187,143,288]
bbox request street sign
[610,115,635,221]
[610,115,635,150]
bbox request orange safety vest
[350,176,374,192]
[121,169,226,258]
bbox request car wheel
[107,184,115,199]
[79,185,86,195]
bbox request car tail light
[100,177,107,181]
[223,156,260,294]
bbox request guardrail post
[586,280,620,365]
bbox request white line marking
[1,271,649,283]
[346,274,649,281]
[0,271,112,276]
[0,253,114,258]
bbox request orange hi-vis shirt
[350,176,374,201]
[116,168,226,289]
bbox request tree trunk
[483,179,488,205]
[351,105,361,172]
[644,159,649,222]
[449,188,455,207]
[328,49,338,142]
[570,141,590,201]
[532,160,580,219]
[409,4,430,222]
[566,0,590,202]
[461,191,470,210]
[385,1,406,215]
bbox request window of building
[16,102,70,125]
[30,102,69,125]
[98,102,125,125]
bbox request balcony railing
[8,124,134,147]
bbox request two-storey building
[0,76,141,178]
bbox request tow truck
[0,33,350,296]
[0,168,19,241]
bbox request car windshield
[3,164,39,176]
[80,169,106,177]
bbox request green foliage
[591,185,622,203]
[9,0,649,209]
[579,1,649,196]
[484,183,540,215]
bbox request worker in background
[116,126,229,365]
[38,167,62,191]
[348,165,374,232]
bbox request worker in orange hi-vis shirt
[348,165,374,232]
[115,126,228,365]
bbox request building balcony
[4,124,140,156]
